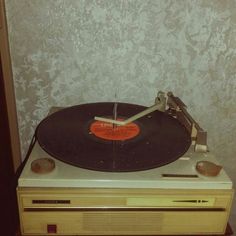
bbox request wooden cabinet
[0,0,21,171]
[0,0,21,235]
[17,187,233,235]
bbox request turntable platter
[36,103,191,172]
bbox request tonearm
[166,92,207,153]
[94,91,207,153]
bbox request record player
[17,91,233,235]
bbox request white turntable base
[18,142,232,190]
[17,142,234,236]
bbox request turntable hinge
[167,92,208,153]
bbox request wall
[5,0,236,232]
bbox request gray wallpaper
[5,0,236,231]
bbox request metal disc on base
[31,158,55,174]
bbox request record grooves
[36,102,191,172]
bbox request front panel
[17,187,234,235]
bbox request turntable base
[17,98,234,236]
[17,187,233,235]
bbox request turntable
[17,91,233,235]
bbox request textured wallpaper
[5,0,236,231]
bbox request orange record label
[90,119,140,141]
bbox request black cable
[15,132,37,180]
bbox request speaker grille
[83,212,163,233]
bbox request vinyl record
[36,102,191,172]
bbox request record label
[90,119,140,141]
